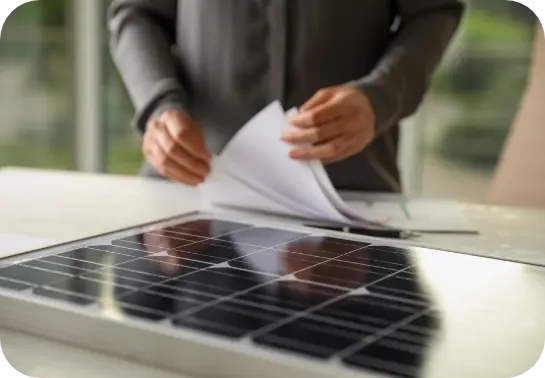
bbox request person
[108,0,464,192]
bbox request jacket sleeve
[349,0,465,135]
[108,0,187,133]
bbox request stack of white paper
[201,101,379,226]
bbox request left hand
[282,86,376,164]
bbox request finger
[161,112,212,163]
[289,136,350,161]
[145,133,204,186]
[321,132,364,164]
[300,88,334,112]
[290,99,351,128]
[282,117,349,145]
[153,122,210,178]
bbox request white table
[1,167,544,378]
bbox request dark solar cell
[33,288,95,306]
[314,295,426,330]
[111,304,169,322]
[92,267,171,285]
[369,246,415,254]
[56,248,135,266]
[22,259,92,276]
[368,274,428,301]
[174,239,263,263]
[114,258,198,280]
[112,232,201,252]
[254,317,371,359]
[173,315,247,339]
[145,282,219,300]
[88,245,150,258]
[218,227,308,248]
[0,277,33,291]
[228,249,325,275]
[337,248,413,269]
[278,236,370,258]
[119,290,209,317]
[40,255,105,271]
[163,219,250,238]
[174,301,287,338]
[343,339,426,378]
[81,270,157,290]
[233,280,346,313]
[294,260,390,289]
[0,265,72,286]
[144,255,212,270]
[43,276,135,298]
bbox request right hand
[143,109,212,186]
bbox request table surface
[0,167,544,378]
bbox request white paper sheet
[202,100,475,233]
[202,157,309,218]
[204,101,350,223]
[0,233,54,259]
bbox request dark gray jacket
[109,0,464,192]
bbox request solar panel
[0,215,544,378]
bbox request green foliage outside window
[433,2,536,169]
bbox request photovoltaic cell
[112,232,204,253]
[39,255,106,271]
[254,316,372,359]
[1,217,543,378]
[173,239,264,263]
[33,287,96,306]
[233,281,346,313]
[0,277,33,291]
[89,245,151,258]
[0,264,71,286]
[57,248,135,266]
[343,340,425,378]
[22,259,93,276]
[219,227,309,248]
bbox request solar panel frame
[0,211,544,378]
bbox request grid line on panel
[98,231,315,311]
[71,226,272,290]
[87,245,150,258]
[106,221,255,255]
[216,265,281,278]
[245,264,418,340]
[167,243,376,322]
[111,247,272,295]
[284,278,354,293]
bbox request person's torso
[171,0,402,192]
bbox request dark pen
[304,222,419,240]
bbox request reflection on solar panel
[0,217,544,378]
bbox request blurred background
[0,0,538,203]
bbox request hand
[282,86,376,164]
[143,109,212,186]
